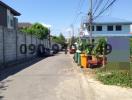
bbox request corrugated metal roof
[0,1,21,16]
[84,16,132,25]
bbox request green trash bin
[77,53,81,66]
[76,50,81,65]
[74,52,78,63]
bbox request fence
[0,26,50,68]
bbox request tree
[58,33,65,45]
[52,36,60,43]
[51,33,66,48]
[21,23,49,40]
[69,36,76,45]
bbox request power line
[93,0,111,16]
[72,0,85,25]
[93,0,117,20]
[93,0,104,15]
[77,0,84,13]
[93,0,98,9]
[94,0,111,15]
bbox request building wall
[0,26,3,65]
[0,6,18,29]
[7,9,14,29]
[13,17,18,30]
[107,36,130,62]
[0,5,7,27]
[89,24,130,34]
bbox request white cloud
[41,23,52,28]
[66,28,72,32]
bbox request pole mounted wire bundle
[88,0,117,44]
[93,0,117,20]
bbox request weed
[96,71,132,88]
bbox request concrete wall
[17,32,26,60]
[107,36,130,62]
[0,26,3,65]
[4,28,17,63]
[0,26,50,68]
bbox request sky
[2,0,132,37]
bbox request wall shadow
[0,57,45,81]
[0,55,55,100]
[0,80,12,100]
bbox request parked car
[69,44,76,54]
[52,44,60,54]
[37,47,54,57]
[45,48,54,56]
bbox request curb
[68,54,96,100]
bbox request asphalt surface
[1,52,132,100]
[0,52,93,100]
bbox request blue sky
[2,0,132,37]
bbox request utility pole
[48,28,51,49]
[89,0,93,44]
[71,24,74,38]
[71,24,75,45]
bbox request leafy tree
[52,36,60,43]
[21,23,49,40]
[69,36,76,45]
[52,33,66,48]
[58,33,66,45]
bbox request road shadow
[0,96,3,100]
[0,56,53,100]
[0,57,45,81]
[0,80,12,100]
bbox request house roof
[18,22,32,28]
[0,1,21,16]
[84,16,132,25]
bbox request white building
[82,17,132,68]
[83,17,132,35]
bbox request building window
[88,25,94,31]
[92,26,94,31]
[107,25,113,31]
[96,26,102,31]
[116,25,122,31]
[7,16,9,24]
[87,26,89,31]
[10,19,14,27]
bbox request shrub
[96,71,132,88]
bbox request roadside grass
[95,63,132,88]
[96,70,132,88]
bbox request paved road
[0,52,93,100]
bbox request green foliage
[70,36,76,45]
[96,71,132,88]
[81,39,89,52]
[77,39,86,50]
[58,33,66,45]
[130,38,132,55]
[21,23,49,40]
[52,33,66,47]
[92,38,107,56]
[52,36,60,43]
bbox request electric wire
[93,0,117,20]
[93,0,104,16]
[72,0,85,25]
